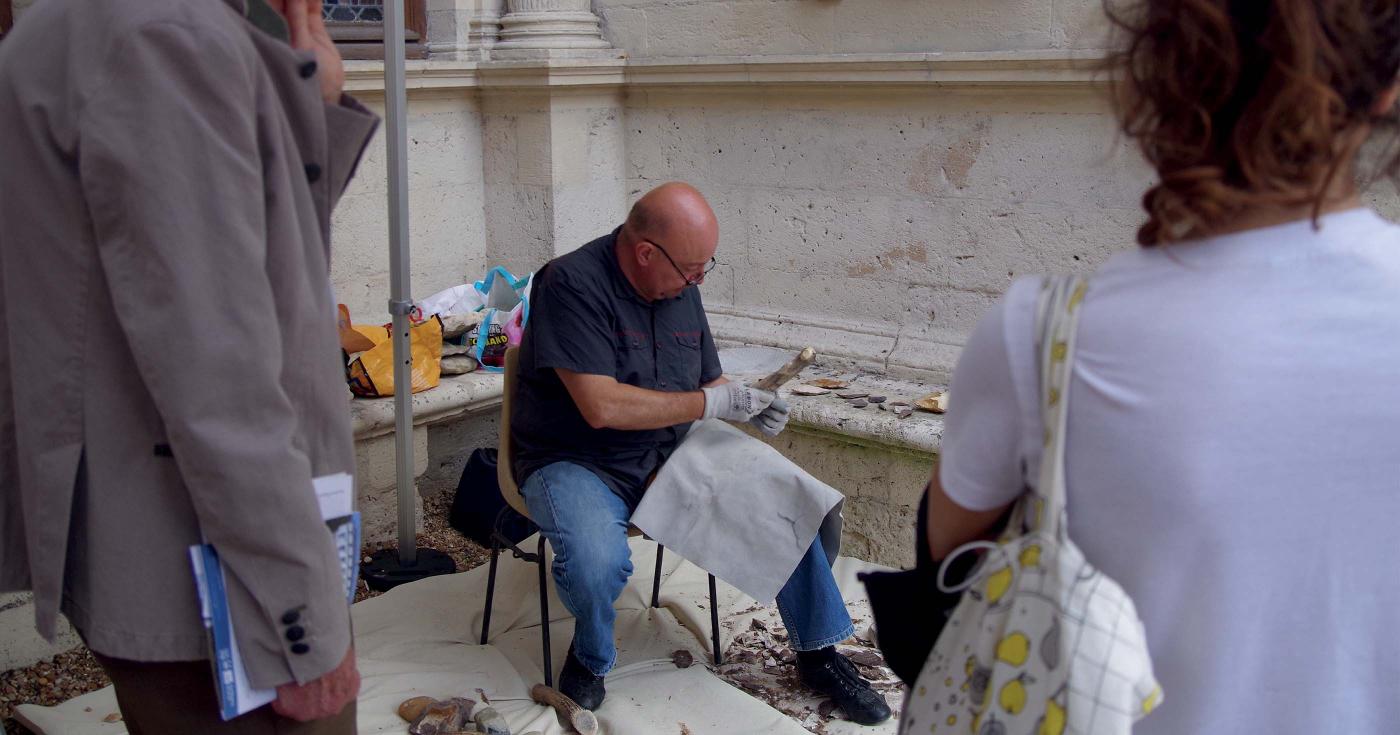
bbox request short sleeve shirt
[511,227,723,507]
[938,209,1400,735]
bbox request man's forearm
[597,382,706,430]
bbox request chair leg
[708,573,722,665]
[480,540,500,645]
[651,544,665,609]
[537,535,553,688]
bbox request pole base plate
[362,547,457,592]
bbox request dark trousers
[92,652,355,735]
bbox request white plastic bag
[415,267,533,373]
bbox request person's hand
[701,382,776,423]
[748,396,789,437]
[284,0,345,104]
[273,646,359,722]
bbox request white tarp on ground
[16,537,903,735]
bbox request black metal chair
[479,347,722,688]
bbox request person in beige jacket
[0,0,378,730]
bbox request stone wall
[331,89,491,324]
[480,87,629,270]
[641,82,1152,380]
[596,0,1113,58]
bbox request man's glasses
[648,240,717,287]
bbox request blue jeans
[521,461,854,676]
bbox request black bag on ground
[448,448,534,547]
[857,486,977,687]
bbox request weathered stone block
[1052,0,1115,49]
[833,0,1052,54]
[329,93,488,322]
[421,411,504,499]
[761,427,933,569]
[642,0,835,57]
[598,6,648,55]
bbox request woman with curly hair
[926,2,1400,732]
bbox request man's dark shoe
[559,643,607,711]
[796,647,893,725]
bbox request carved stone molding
[492,0,612,56]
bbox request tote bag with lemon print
[902,276,1162,735]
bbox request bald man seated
[509,182,891,724]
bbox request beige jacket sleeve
[77,20,367,686]
[326,93,379,212]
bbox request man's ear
[634,240,655,266]
[1372,81,1399,117]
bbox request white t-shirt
[940,208,1400,734]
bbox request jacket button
[299,60,318,79]
[291,643,310,655]
[281,610,300,625]
[285,625,305,642]
[304,163,322,183]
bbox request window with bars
[323,0,428,60]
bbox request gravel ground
[354,492,493,604]
[0,646,111,734]
[2,492,892,734]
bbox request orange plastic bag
[346,315,443,397]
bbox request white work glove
[748,397,790,437]
[701,382,776,423]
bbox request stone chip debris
[915,391,948,414]
[712,606,904,733]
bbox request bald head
[624,182,718,248]
[616,182,720,301]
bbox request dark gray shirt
[511,228,722,507]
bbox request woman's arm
[925,462,1012,561]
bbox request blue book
[189,473,360,721]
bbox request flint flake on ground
[711,604,903,733]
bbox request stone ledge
[344,344,944,454]
[783,379,944,459]
[350,371,505,440]
[709,307,962,386]
[719,346,945,458]
[343,50,1110,93]
[622,51,1107,89]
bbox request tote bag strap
[1032,275,1088,539]
[936,275,1088,594]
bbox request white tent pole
[383,0,416,564]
